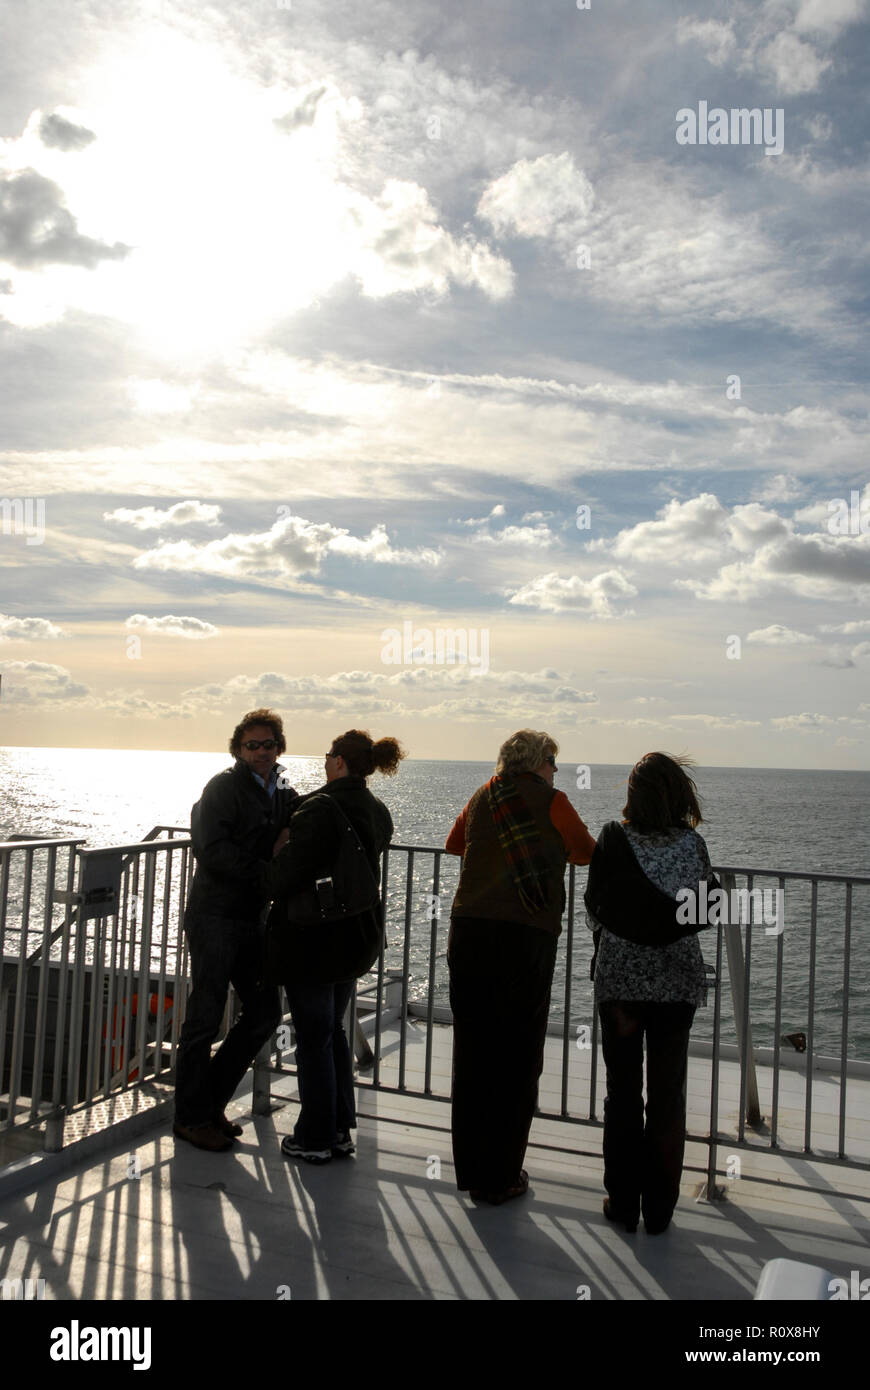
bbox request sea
[2,748,869,1058]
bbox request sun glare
[1,24,362,360]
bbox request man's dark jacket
[258,775,393,985]
[186,760,300,922]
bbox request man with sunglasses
[174,708,300,1151]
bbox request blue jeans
[175,911,281,1127]
[284,978,356,1150]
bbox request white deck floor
[1,1021,868,1301]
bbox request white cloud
[794,0,867,36]
[131,511,441,588]
[758,30,832,94]
[351,179,513,301]
[104,500,221,529]
[477,154,839,333]
[675,17,737,66]
[771,711,836,729]
[0,660,88,703]
[169,664,597,723]
[477,152,594,240]
[746,624,815,646]
[125,614,220,639]
[474,523,556,548]
[595,494,731,568]
[0,614,65,641]
[675,713,763,729]
[821,620,870,635]
[589,491,870,603]
[507,569,637,617]
[754,473,804,503]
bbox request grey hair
[496,728,558,777]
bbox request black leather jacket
[185,760,300,922]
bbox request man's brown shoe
[173,1121,232,1152]
[216,1113,243,1139]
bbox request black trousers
[175,911,281,1127]
[598,999,696,1225]
[448,916,557,1193]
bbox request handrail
[0,828,866,1191]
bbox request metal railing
[1,828,192,1150]
[264,845,870,1199]
[2,831,868,1198]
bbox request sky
[0,0,868,768]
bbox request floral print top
[587,824,711,1005]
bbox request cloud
[477,153,840,333]
[104,501,222,529]
[507,569,637,617]
[0,614,65,641]
[821,620,870,635]
[478,152,595,240]
[794,0,867,37]
[157,665,601,723]
[754,473,805,503]
[675,0,867,95]
[675,17,737,66]
[746,624,815,645]
[274,85,329,132]
[473,523,556,548]
[0,660,88,703]
[352,178,514,301]
[675,713,763,729]
[0,169,129,268]
[594,494,732,568]
[125,614,220,639]
[758,30,832,93]
[132,511,442,585]
[37,111,97,152]
[770,711,836,729]
[590,491,870,603]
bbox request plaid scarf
[487,774,550,914]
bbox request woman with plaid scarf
[445,729,595,1204]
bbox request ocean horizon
[2,747,868,1058]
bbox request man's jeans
[283,978,356,1150]
[175,912,281,1127]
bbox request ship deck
[1,1020,869,1302]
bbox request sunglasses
[242,739,278,751]
[545,755,557,768]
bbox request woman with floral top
[584,753,715,1235]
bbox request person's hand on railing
[272,827,290,857]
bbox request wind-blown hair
[330,729,405,778]
[229,708,287,757]
[622,752,703,832]
[495,729,558,777]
